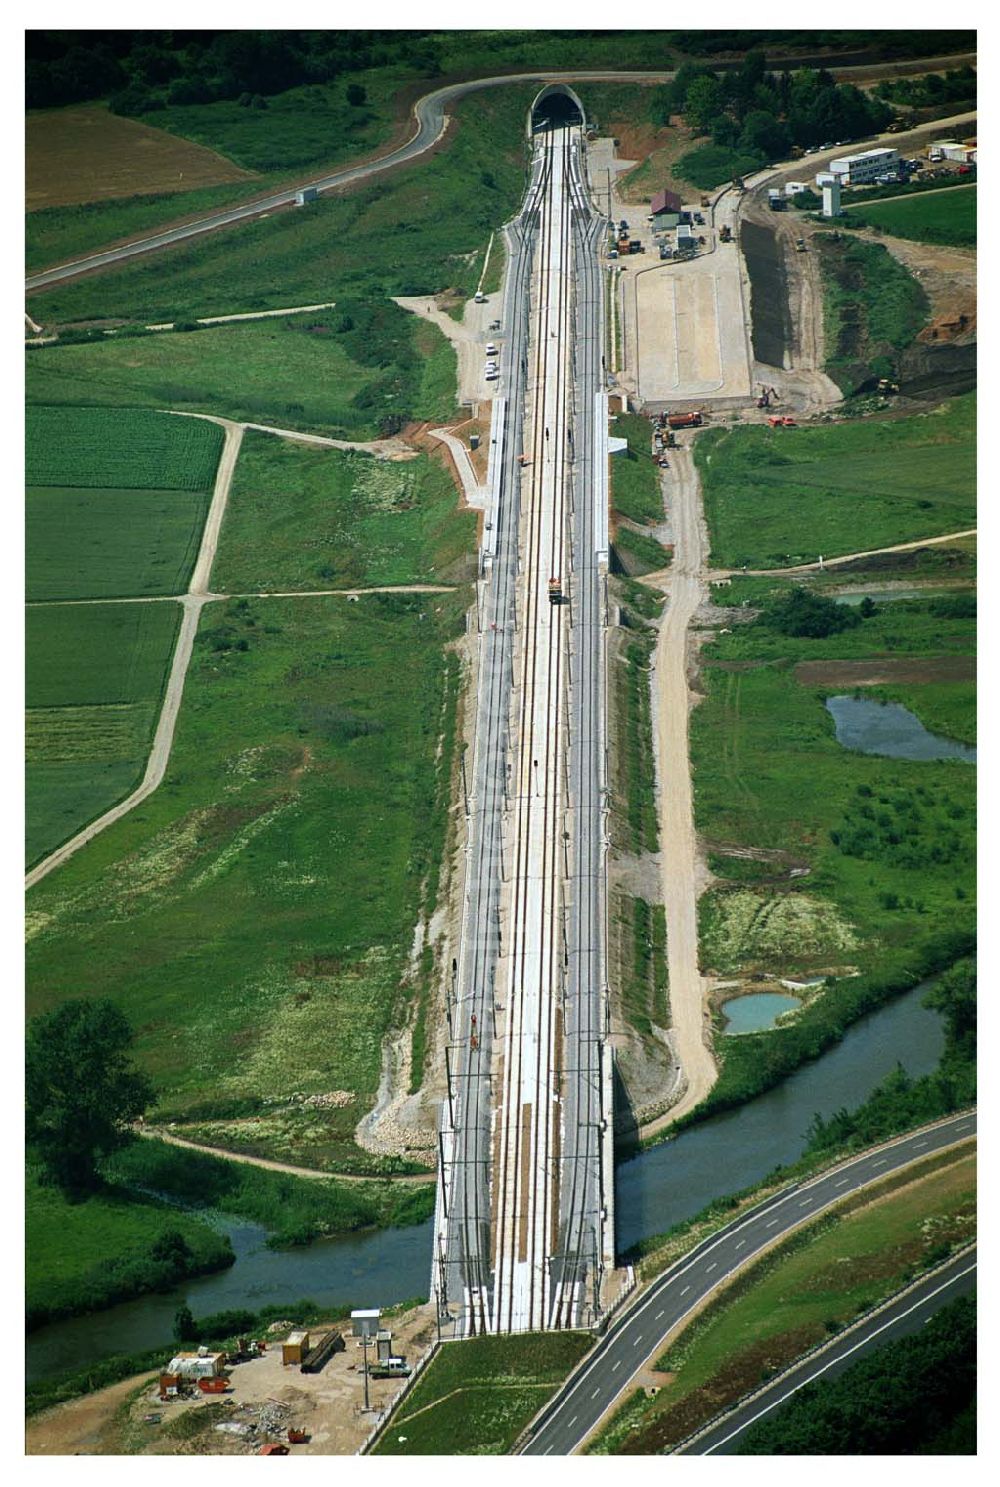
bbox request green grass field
[26,1163,233,1329]
[373,1331,592,1454]
[26,592,468,1172]
[26,405,223,489]
[591,1152,976,1453]
[27,488,210,600]
[214,433,475,591]
[26,183,264,276]
[697,394,975,569]
[27,301,459,441]
[611,413,663,526]
[26,603,179,865]
[29,88,535,328]
[692,640,975,971]
[846,185,976,248]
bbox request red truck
[667,411,703,430]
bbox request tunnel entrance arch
[528,84,586,136]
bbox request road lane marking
[765,1218,779,1228]
[872,1159,887,1167]
[914,1141,928,1149]
[612,1360,621,1372]
[834,1178,849,1187]
[699,1262,977,1455]
[655,1309,665,1319]
[680,1285,691,1295]
[567,1417,577,1429]
[705,1263,717,1273]
[735,1240,746,1250]
[591,1389,601,1399]
[634,1336,644,1347]
[800,1199,812,1207]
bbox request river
[27,977,944,1381]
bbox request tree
[26,1000,154,1196]
[684,74,724,132]
[174,1304,198,1342]
[739,108,791,160]
[346,82,366,107]
[763,588,861,639]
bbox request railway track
[437,121,607,1336]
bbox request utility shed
[168,1351,226,1379]
[282,1331,311,1366]
[650,188,683,226]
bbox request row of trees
[26,30,440,112]
[876,64,977,109]
[666,50,894,164]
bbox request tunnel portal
[529,84,586,134]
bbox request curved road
[679,1244,976,1453]
[517,1110,976,1454]
[25,65,976,294]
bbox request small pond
[826,695,976,763]
[722,992,801,1034]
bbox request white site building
[824,147,900,184]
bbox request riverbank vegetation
[805,959,975,1157]
[26,1167,234,1331]
[738,1291,975,1453]
[697,394,973,569]
[591,1149,976,1453]
[109,1138,434,1247]
[26,592,467,1175]
[372,1331,592,1455]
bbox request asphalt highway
[680,1244,976,1454]
[518,1110,976,1454]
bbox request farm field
[214,433,476,592]
[27,488,209,600]
[26,1164,234,1331]
[373,1331,592,1455]
[26,603,180,866]
[26,405,223,490]
[28,87,537,328]
[846,185,976,248]
[26,102,256,213]
[590,1152,976,1454]
[26,592,467,1173]
[696,393,975,569]
[26,303,458,440]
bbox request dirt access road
[646,445,717,1128]
[25,418,243,891]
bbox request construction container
[282,1331,311,1366]
[167,1352,226,1379]
[198,1377,230,1394]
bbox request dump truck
[719,223,732,243]
[667,411,703,430]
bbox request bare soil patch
[27,104,256,211]
[616,118,698,205]
[794,655,975,687]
